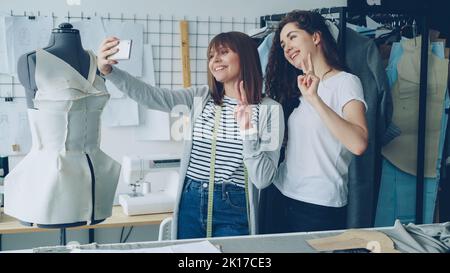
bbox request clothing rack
[259,7,347,63]
[259,4,431,225]
[347,3,430,225]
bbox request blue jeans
[177,177,249,239]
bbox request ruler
[179,20,191,88]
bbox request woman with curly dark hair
[262,10,368,233]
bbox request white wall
[0,0,347,251]
[2,0,346,18]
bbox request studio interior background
[0,0,449,252]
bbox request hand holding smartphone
[108,39,132,60]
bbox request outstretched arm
[98,37,198,111]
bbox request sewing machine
[118,155,181,216]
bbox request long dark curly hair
[264,10,345,157]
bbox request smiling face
[206,32,262,105]
[208,45,241,84]
[280,22,318,71]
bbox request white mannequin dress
[4,49,121,225]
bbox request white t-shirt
[274,71,367,207]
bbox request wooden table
[0,206,172,250]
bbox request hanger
[400,19,418,46]
[249,19,278,39]
[324,10,339,24]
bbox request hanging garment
[375,40,449,226]
[258,31,274,94]
[258,32,274,78]
[4,49,121,225]
[382,37,449,177]
[375,158,442,226]
[344,28,394,228]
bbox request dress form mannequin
[18,23,92,108]
[5,23,120,232]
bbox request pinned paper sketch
[0,16,9,74]
[0,98,32,156]
[72,18,143,77]
[71,17,106,53]
[4,16,52,77]
[134,43,170,141]
[134,108,170,141]
[104,21,143,77]
[138,44,156,85]
[102,96,139,127]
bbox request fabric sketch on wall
[0,98,31,156]
[4,16,52,77]
[102,96,140,127]
[134,44,170,140]
[71,17,106,55]
[0,15,9,74]
[104,21,144,77]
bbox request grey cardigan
[105,67,284,239]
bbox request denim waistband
[184,177,244,192]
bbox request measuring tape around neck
[206,105,250,238]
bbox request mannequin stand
[60,228,66,245]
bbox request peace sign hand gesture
[234,81,253,131]
[297,53,320,103]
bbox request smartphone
[108,39,132,60]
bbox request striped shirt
[186,96,258,187]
